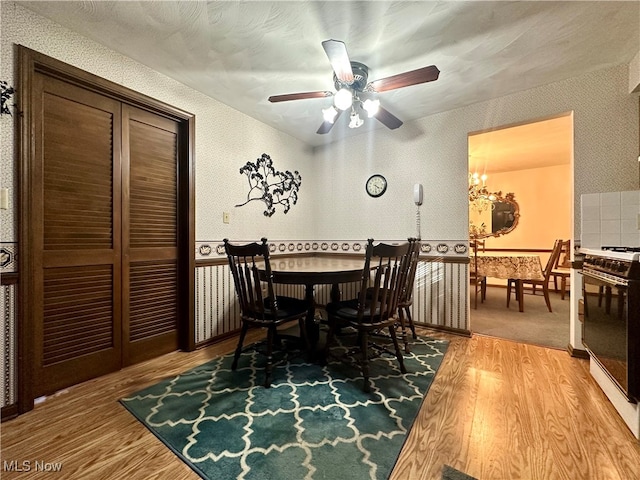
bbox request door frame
[17,45,195,413]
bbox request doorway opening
[468,113,574,349]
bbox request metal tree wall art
[235,153,302,217]
[1,81,15,116]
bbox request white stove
[580,246,640,262]
[579,245,640,439]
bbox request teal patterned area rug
[120,334,449,480]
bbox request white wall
[2,3,638,247]
[311,64,639,244]
[630,50,640,94]
[486,164,572,251]
[0,2,316,244]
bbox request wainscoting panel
[413,260,469,331]
[194,264,239,344]
[194,243,470,346]
[2,282,17,409]
[1,242,18,411]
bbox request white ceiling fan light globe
[322,106,338,123]
[363,98,380,117]
[349,111,363,129]
[334,88,353,110]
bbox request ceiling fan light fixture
[362,98,380,117]
[322,106,338,123]
[334,87,353,110]
[348,109,363,129]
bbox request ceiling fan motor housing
[334,61,369,92]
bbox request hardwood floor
[2,328,639,480]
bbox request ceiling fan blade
[322,39,354,84]
[268,91,333,103]
[369,65,440,93]
[316,109,344,134]
[374,105,403,130]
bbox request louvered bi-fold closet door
[34,74,123,397]
[32,77,181,397]
[121,105,179,365]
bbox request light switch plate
[223,212,230,224]
[0,188,8,210]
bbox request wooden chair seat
[224,238,310,388]
[324,239,411,393]
[551,239,571,300]
[506,239,563,313]
[366,238,420,353]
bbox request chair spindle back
[224,238,277,321]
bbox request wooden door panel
[122,106,179,365]
[41,265,119,391]
[129,260,178,340]
[33,73,122,397]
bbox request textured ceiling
[19,1,640,148]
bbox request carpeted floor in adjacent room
[470,285,570,349]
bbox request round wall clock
[366,174,387,197]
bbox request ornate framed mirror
[469,192,520,239]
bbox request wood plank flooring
[2,328,639,480]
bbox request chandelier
[469,172,496,214]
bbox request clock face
[366,174,387,197]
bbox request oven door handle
[582,270,629,288]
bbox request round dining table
[261,256,366,350]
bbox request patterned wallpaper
[0,2,316,244]
[1,2,639,245]
[1,2,639,411]
[311,64,640,243]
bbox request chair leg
[405,307,417,340]
[543,286,552,313]
[323,317,337,363]
[481,279,487,302]
[298,317,312,361]
[388,325,407,375]
[560,277,567,300]
[517,280,524,313]
[473,283,478,309]
[360,330,371,393]
[397,308,410,354]
[506,280,512,308]
[232,322,249,370]
[263,325,276,388]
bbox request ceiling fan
[268,39,440,135]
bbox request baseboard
[418,323,472,337]
[1,403,18,422]
[567,343,589,359]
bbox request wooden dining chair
[506,239,563,313]
[368,238,421,353]
[224,238,310,388]
[324,239,411,393]
[469,239,487,309]
[396,238,421,353]
[551,239,571,300]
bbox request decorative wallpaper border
[0,243,17,274]
[195,239,469,260]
